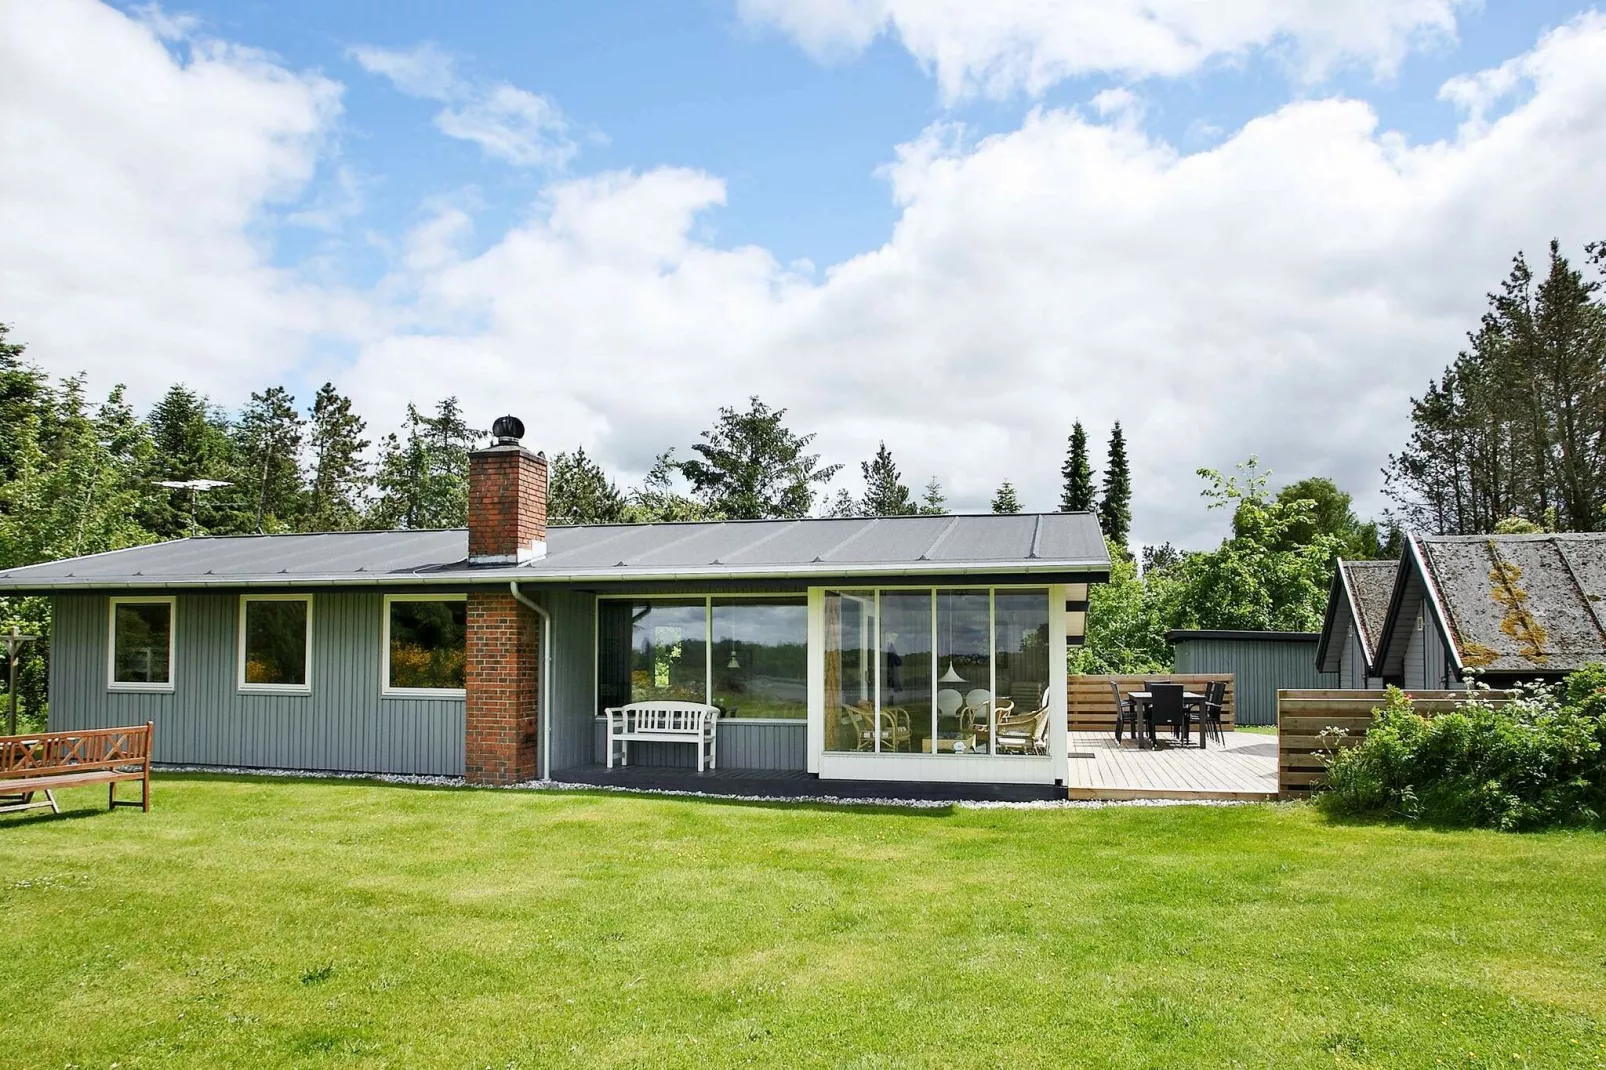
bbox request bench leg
[143,771,151,812]
[606,732,614,769]
[109,779,116,810]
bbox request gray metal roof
[1414,532,1606,675]
[0,512,1109,590]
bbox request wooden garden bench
[603,702,719,772]
[0,723,153,815]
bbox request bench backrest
[0,723,153,780]
[607,702,718,734]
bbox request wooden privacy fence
[1068,674,1235,733]
[1276,690,1511,798]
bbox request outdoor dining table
[1123,690,1209,750]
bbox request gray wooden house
[0,418,1108,798]
[1315,532,1606,689]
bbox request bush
[1319,676,1606,830]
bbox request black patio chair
[1144,683,1189,748]
[1109,679,1140,741]
[1201,680,1227,746]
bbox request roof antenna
[153,479,232,537]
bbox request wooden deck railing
[1275,689,1510,798]
[1068,674,1235,733]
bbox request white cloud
[8,4,1606,549]
[0,0,352,402]
[349,43,580,169]
[346,13,1606,545]
[739,0,1470,101]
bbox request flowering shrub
[1319,670,1606,830]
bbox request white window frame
[237,594,314,695]
[107,595,177,693]
[382,592,468,698]
[593,593,811,723]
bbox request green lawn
[3,777,1604,1069]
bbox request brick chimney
[468,415,547,564]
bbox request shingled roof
[1315,558,1400,675]
[1405,532,1606,675]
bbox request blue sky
[177,0,1586,276]
[6,2,1606,542]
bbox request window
[384,595,467,695]
[597,596,808,720]
[239,595,311,692]
[108,596,175,691]
[824,588,1051,756]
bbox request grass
[3,777,1605,1069]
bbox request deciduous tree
[679,397,840,519]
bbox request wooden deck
[1066,730,1279,801]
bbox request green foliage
[367,399,481,530]
[1164,459,1340,631]
[233,386,305,532]
[1320,680,1606,830]
[1097,422,1131,547]
[1059,421,1095,512]
[549,446,627,525]
[858,441,916,516]
[1069,538,1169,674]
[622,450,720,523]
[990,480,1022,514]
[145,384,238,536]
[918,476,947,515]
[1386,240,1606,534]
[679,396,840,520]
[1494,514,1544,534]
[305,384,370,532]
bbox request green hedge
[1318,667,1606,830]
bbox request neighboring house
[0,418,1109,797]
[1167,630,1337,725]
[1315,532,1606,690]
[1314,559,1398,689]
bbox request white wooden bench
[604,702,719,772]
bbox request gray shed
[1167,630,1339,726]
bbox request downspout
[509,581,553,780]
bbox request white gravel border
[153,763,1261,810]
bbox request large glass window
[109,597,174,689]
[386,596,467,693]
[239,596,310,691]
[598,596,808,719]
[822,587,1051,756]
[712,599,806,720]
[881,590,932,753]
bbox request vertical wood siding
[541,589,597,774]
[1171,637,1338,725]
[1403,609,1426,689]
[50,592,465,775]
[591,719,807,770]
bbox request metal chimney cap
[490,415,524,445]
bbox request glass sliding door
[878,591,931,754]
[824,591,874,751]
[934,590,991,753]
[994,590,1052,755]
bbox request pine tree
[1060,421,1095,512]
[0,322,47,487]
[305,383,371,531]
[549,447,627,524]
[679,396,841,519]
[368,399,481,529]
[859,441,916,516]
[145,384,238,537]
[823,488,857,518]
[918,477,948,516]
[234,386,305,532]
[990,480,1022,514]
[1098,422,1132,546]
